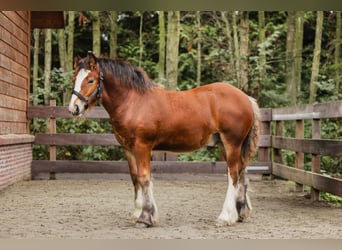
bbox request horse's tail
[241,97,261,165]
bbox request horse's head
[69,51,103,116]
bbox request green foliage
[178,147,221,162]
[320,192,342,206]
[30,11,342,167]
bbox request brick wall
[0,135,34,189]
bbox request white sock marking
[217,173,238,226]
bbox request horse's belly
[153,132,219,152]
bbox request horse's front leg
[124,150,142,223]
[125,147,159,227]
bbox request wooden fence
[28,100,342,199]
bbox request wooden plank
[314,101,342,119]
[0,39,28,67]
[0,54,29,84]
[2,11,29,35]
[0,121,27,134]
[295,119,304,192]
[260,108,272,122]
[272,136,342,157]
[34,133,271,148]
[0,93,27,111]
[272,104,314,121]
[34,133,120,146]
[0,67,28,91]
[49,100,57,180]
[311,118,321,200]
[0,134,34,146]
[274,121,283,163]
[272,163,342,197]
[28,106,272,120]
[31,11,65,28]
[31,160,272,175]
[28,106,109,119]
[0,107,26,122]
[258,135,271,147]
[272,101,342,120]
[0,12,28,55]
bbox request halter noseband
[72,71,103,105]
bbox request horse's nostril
[70,104,80,116]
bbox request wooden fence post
[49,100,56,180]
[258,109,271,164]
[274,121,283,163]
[311,118,321,201]
[295,119,304,192]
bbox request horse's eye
[88,79,94,84]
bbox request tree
[196,11,202,87]
[335,11,341,93]
[309,11,324,103]
[32,29,40,106]
[239,11,249,91]
[66,11,75,73]
[58,27,67,72]
[138,11,144,67]
[158,11,166,84]
[109,11,118,58]
[258,11,266,98]
[44,29,52,105]
[58,11,74,105]
[166,11,180,90]
[286,11,304,105]
[221,11,234,79]
[294,11,304,104]
[232,11,240,85]
[90,11,101,56]
[286,11,296,105]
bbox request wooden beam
[34,133,120,146]
[28,106,275,121]
[31,11,65,29]
[272,136,342,157]
[28,106,109,119]
[31,160,272,175]
[272,100,342,120]
[272,163,342,197]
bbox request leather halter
[72,71,103,105]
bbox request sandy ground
[0,173,341,239]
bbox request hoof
[216,214,238,227]
[237,195,252,222]
[135,222,151,228]
[216,218,235,227]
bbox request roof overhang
[31,11,65,29]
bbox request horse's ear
[87,51,97,71]
[73,55,82,69]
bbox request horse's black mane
[79,57,158,93]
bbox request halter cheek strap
[72,71,103,104]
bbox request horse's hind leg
[236,169,252,222]
[216,141,241,226]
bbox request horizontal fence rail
[270,101,342,199]
[29,100,342,199]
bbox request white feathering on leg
[217,173,238,226]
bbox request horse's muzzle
[71,104,80,116]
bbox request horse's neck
[101,78,130,116]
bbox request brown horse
[69,52,260,227]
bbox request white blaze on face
[69,69,91,113]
